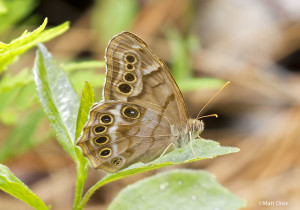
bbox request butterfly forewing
[104,32,189,126]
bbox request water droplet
[177,180,183,185]
[159,182,169,191]
[201,182,209,188]
[191,195,197,201]
[141,196,146,201]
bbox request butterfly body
[77,32,204,172]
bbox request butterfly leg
[189,132,199,159]
[151,143,175,165]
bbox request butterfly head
[187,119,204,139]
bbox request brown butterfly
[77,32,206,172]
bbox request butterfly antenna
[196,81,230,119]
[198,114,218,119]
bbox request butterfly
[76,32,205,172]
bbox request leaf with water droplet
[191,195,197,201]
[108,170,246,210]
[159,182,169,191]
[79,139,240,208]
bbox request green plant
[0,15,245,209]
[0,17,105,162]
[0,18,70,162]
[1,43,245,209]
[0,0,39,36]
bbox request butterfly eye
[122,106,140,119]
[111,157,123,166]
[99,148,112,158]
[94,136,109,145]
[94,126,106,134]
[100,114,113,124]
[123,72,136,83]
[125,54,136,64]
[117,82,133,95]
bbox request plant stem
[78,173,121,208]
[73,160,88,210]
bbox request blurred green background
[1,0,300,209]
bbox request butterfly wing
[104,31,189,128]
[77,32,190,172]
[77,102,175,172]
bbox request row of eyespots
[117,54,138,95]
[93,114,113,159]
[93,113,123,166]
[92,113,113,144]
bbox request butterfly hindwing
[77,101,174,172]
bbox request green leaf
[156,139,238,164]
[108,169,246,210]
[12,83,37,109]
[0,87,19,124]
[34,20,69,43]
[33,43,79,160]
[0,0,38,34]
[73,81,95,209]
[0,83,38,125]
[75,81,96,141]
[78,139,239,208]
[73,147,89,210]
[0,18,69,72]
[0,164,48,210]
[0,68,33,93]
[0,110,44,162]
